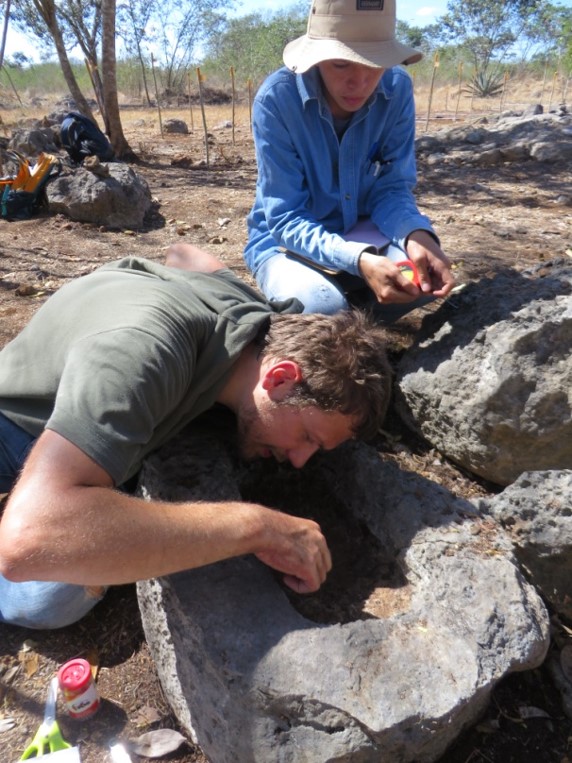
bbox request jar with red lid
[57,658,100,719]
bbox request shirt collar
[296,67,322,107]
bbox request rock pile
[417,104,572,173]
[6,114,152,229]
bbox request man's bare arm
[0,431,330,594]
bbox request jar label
[65,682,100,718]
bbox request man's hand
[405,230,456,298]
[253,511,332,593]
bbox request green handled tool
[21,676,72,759]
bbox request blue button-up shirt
[244,65,435,277]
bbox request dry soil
[0,100,571,763]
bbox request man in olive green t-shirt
[0,245,391,629]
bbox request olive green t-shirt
[0,257,299,485]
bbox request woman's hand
[405,230,456,298]
[358,250,422,304]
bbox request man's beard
[235,397,293,462]
[235,402,262,461]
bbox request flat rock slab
[137,424,550,763]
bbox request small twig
[150,53,163,138]
[463,750,495,763]
[196,67,210,168]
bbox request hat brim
[283,36,422,73]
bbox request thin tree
[201,8,306,85]
[154,0,228,94]
[119,0,155,107]
[31,0,95,117]
[56,0,106,122]
[0,0,11,70]
[443,0,543,67]
[100,0,136,160]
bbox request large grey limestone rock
[8,125,59,156]
[416,108,572,167]
[46,163,152,228]
[164,118,189,134]
[478,470,572,621]
[137,423,549,763]
[396,260,572,486]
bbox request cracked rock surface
[137,425,550,763]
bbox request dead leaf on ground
[129,728,187,757]
[15,284,38,297]
[83,649,100,680]
[518,705,552,720]
[18,641,40,677]
[18,652,39,677]
[3,664,21,684]
[132,705,162,727]
[0,717,16,732]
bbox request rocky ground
[0,102,571,763]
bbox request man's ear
[261,360,303,393]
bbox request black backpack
[60,112,115,165]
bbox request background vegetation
[0,0,570,153]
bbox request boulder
[8,126,59,156]
[478,470,572,621]
[530,139,572,162]
[137,420,549,763]
[46,163,152,228]
[164,118,189,134]
[395,260,572,486]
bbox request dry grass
[1,71,568,145]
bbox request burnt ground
[0,106,571,763]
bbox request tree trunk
[136,43,153,107]
[101,0,137,161]
[0,0,12,70]
[32,0,95,120]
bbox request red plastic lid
[57,658,93,692]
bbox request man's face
[237,399,355,468]
[317,60,384,119]
[236,358,356,469]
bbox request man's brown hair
[258,310,392,440]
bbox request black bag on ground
[60,112,115,164]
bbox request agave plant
[465,69,505,97]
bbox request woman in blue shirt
[243,0,456,321]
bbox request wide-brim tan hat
[283,0,423,73]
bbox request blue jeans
[255,220,435,321]
[0,412,106,629]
